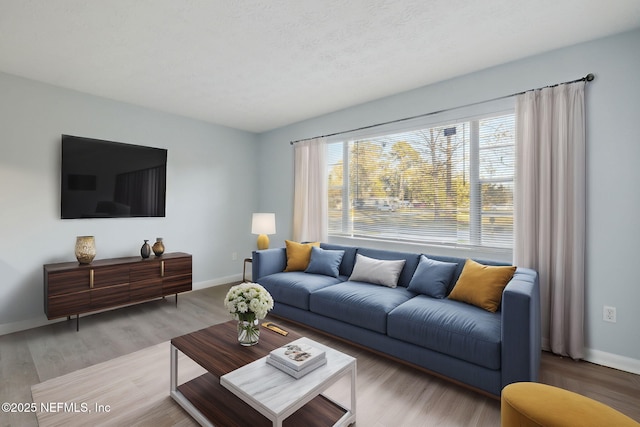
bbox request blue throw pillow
[305,246,345,278]
[407,255,458,298]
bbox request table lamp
[252,213,276,250]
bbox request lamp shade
[251,213,276,235]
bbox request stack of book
[266,339,327,379]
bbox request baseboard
[192,274,242,290]
[584,348,640,376]
[543,335,640,375]
[0,316,66,336]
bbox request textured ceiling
[1,0,639,133]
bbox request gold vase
[152,237,165,256]
[75,236,96,264]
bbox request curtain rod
[289,73,594,145]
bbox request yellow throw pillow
[284,240,320,272]
[448,259,517,312]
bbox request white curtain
[514,81,586,359]
[293,138,328,242]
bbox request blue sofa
[252,243,540,397]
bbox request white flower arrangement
[224,282,274,322]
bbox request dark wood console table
[44,252,192,330]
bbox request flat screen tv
[61,135,167,219]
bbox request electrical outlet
[232,252,238,261]
[603,306,617,323]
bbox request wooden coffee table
[170,321,355,426]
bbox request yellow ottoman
[501,382,639,427]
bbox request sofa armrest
[501,267,541,389]
[251,248,287,281]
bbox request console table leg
[175,293,178,307]
[76,314,79,332]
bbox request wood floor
[1,284,639,426]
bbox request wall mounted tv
[61,135,167,219]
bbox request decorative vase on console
[141,240,151,259]
[223,282,274,346]
[75,236,96,265]
[152,237,165,256]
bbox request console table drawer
[163,257,192,276]
[93,265,129,288]
[47,270,90,295]
[47,291,91,318]
[163,274,192,294]
[130,262,162,282]
[130,278,163,301]
[91,284,130,309]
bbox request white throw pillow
[348,254,406,288]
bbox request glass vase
[237,318,260,346]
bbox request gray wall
[257,29,640,372]
[0,72,259,333]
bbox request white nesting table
[220,337,356,427]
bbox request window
[327,108,515,250]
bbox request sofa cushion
[387,295,502,370]
[320,243,358,277]
[448,259,517,312]
[305,246,345,278]
[309,281,415,334]
[411,255,510,295]
[356,248,420,288]
[407,255,458,298]
[284,240,320,272]
[258,272,342,310]
[349,254,406,288]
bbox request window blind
[327,111,515,250]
